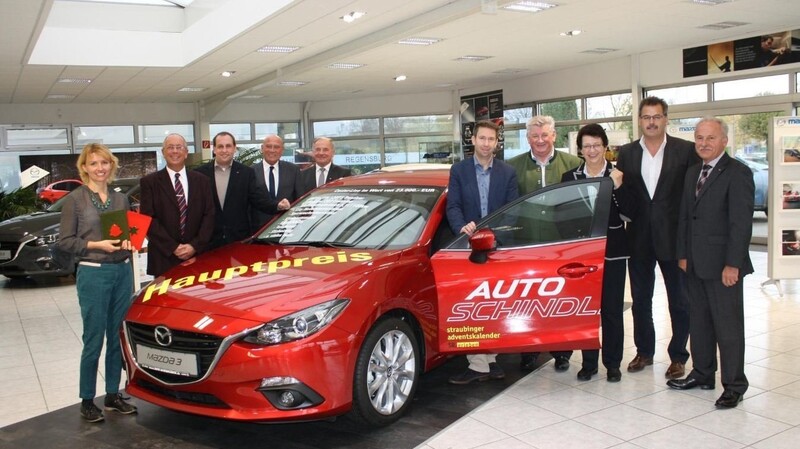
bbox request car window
[257,185,444,250]
[447,179,607,250]
[65,181,82,191]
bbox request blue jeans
[628,256,690,363]
[76,261,133,399]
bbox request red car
[121,166,612,426]
[37,179,83,203]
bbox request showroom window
[210,121,302,164]
[644,84,708,105]
[713,74,790,101]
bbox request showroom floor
[2,248,800,449]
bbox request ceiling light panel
[277,81,308,86]
[398,37,442,46]
[57,78,92,84]
[340,11,366,23]
[698,21,748,30]
[454,55,492,62]
[257,45,300,53]
[502,1,558,13]
[178,87,206,92]
[327,63,365,69]
[581,48,619,54]
[690,0,734,5]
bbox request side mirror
[468,228,496,264]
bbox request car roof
[328,165,451,188]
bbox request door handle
[557,263,598,278]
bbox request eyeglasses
[640,114,665,122]
[582,143,605,150]
[165,144,185,151]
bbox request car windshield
[256,185,443,250]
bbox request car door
[432,177,613,354]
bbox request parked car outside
[735,153,768,214]
[37,179,83,203]
[121,166,613,427]
[0,178,140,279]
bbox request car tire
[349,317,420,427]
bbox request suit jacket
[446,157,519,235]
[195,160,279,249]
[300,163,352,195]
[251,160,303,231]
[676,153,754,280]
[561,163,636,259]
[615,135,699,260]
[140,168,215,277]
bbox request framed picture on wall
[782,182,800,211]
[781,136,800,164]
[781,229,800,256]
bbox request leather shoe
[449,368,490,385]
[554,356,570,372]
[520,353,538,371]
[488,362,505,380]
[715,390,743,408]
[607,368,621,383]
[626,355,653,372]
[666,377,715,390]
[577,367,597,381]
[665,361,685,379]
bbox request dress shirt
[639,135,666,199]
[166,166,189,201]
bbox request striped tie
[696,164,711,196]
[174,173,188,236]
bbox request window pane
[313,119,380,137]
[713,74,789,101]
[645,84,707,105]
[504,107,532,125]
[385,136,454,165]
[555,125,579,152]
[209,123,251,142]
[383,115,453,134]
[6,128,69,147]
[255,122,301,141]
[331,138,381,174]
[138,124,194,145]
[586,93,632,119]
[73,125,134,146]
[539,100,580,121]
[502,128,528,161]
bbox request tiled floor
[2,248,799,449]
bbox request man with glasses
[140,133,215,277]
[507,115,581,372]
[615,96,699,380]
[251,134,303,231]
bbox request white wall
[0,103,195,125]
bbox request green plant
[0,187,46,221]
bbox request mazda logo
[154,325,173,347]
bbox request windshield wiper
[297,241,356,248]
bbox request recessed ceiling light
[398,37,442,46]
[277,81,308,86]
[394,75,407,82]
[454,55,492,62]
[327,63,365,69]
[257,45,300,53]
[46,94,75,99]
[220,71,236,77]
[341,11,366,23]
[57,78,92,84]
[698,21,748,30]
[178,87,206,92]
[560,29,582,37]
[502,1,558,13]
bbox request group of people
[446,97,754,410]
[57,133,351,422]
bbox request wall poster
[460,90,504,160]
[683,29,800,78]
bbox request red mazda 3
[121,165,612,426]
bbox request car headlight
[243,299,349,345]
[34,233,59,246]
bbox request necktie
[268,165,276,199]
[174,173,188,236]
[696,164,711,196]
[318,167,326,187]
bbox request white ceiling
[1,0,799,106]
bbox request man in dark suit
[615,96,700,380]
[195,132,290,249]
[300,137,352,194]
[140,133,215,277]
[667,117,754,409]
[251,134,302,231]
[446,120,519,385]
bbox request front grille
[136,379,229,408]
[127,322,223,384]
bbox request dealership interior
[2,0,800,448]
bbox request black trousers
[582,258,626,371]
[685,271,748,394]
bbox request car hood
[135,242,401,322]
[0,211,60,240]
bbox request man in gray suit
[667,117,754,409]
[251,134,302,231]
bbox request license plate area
[136,344,199,377]
[0,250,11,261]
